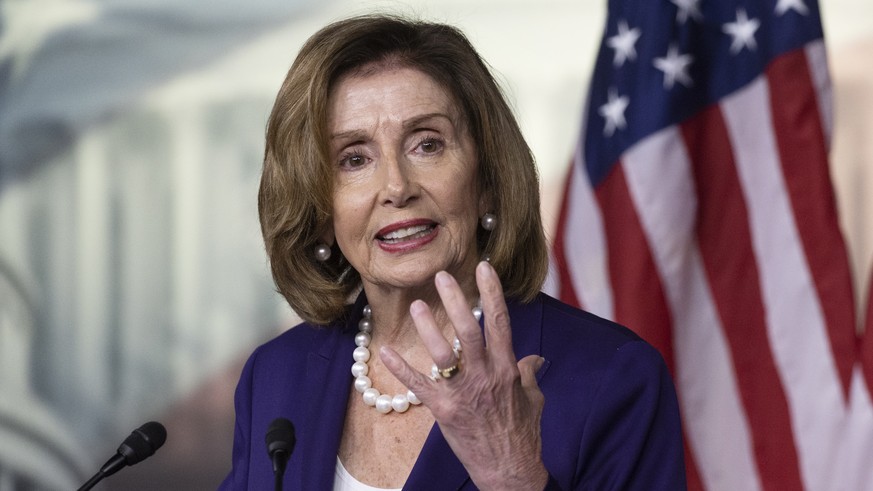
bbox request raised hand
[380,261,549,490]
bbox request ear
[320,227,335,246]
[478,190,494,218]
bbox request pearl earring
[480,213,497,231]
[314,243,332,262]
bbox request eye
[338,150,369,170]
[415,136,444,155]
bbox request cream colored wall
[831,38,873,318]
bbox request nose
[379,153,418,207]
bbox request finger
[517,354,545,389]
[434,271,486,368]
[409,299,456,370]
[476,261,516,370]
[517,354,546,407]
[379,345,436,404]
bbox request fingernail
[410,300,426,315]
[477,260,493,277]
[435,271,451,286]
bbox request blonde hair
[259,14,548,325]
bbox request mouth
[377,223,436,244]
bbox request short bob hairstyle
[259,14,548,325]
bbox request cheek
[449,170,481,213]
[331,195,368,246]
[332,216,366,267]
[439,184,481,234]
[334,211,364,238]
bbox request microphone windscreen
[119,421,167,465]
[265,417,296,455]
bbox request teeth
[381,225,431,242]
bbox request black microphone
[265,417,296,491]
[77,421,167,491]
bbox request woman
[221,14,686,490]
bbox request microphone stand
[78,473,104,491]
[266,417,295,491]
[272,448,289,491]
[275,467,284,491]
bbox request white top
[333,457,402,491]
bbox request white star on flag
[723,8,760,54]
[670,0,703,24]
[606,20,642,67]
[653,44,694,89]
[775,0,809,16]
[598,87,629,137]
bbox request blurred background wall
[0,0,870,489]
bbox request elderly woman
[221,14,686,491]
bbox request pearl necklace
[351,302,482,414]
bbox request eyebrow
[330,129,368,142]
[401,112,454,131]
[329,112,456,142]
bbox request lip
[376,219,438,253]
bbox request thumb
[517,354,545,389]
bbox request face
[326,66,486,292]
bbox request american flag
[546,0,865,488]
[866,278,873,396]
[834,272,873,490]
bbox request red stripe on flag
[766,49,856,397]
[552,164,582,309]
[594,164,675,373]
[681,106,803,490]
[863,271,873,394]
[682,433,704,491]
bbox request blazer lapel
[298,301,362,490]
[404,423,470,490]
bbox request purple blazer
[219,293,686,490]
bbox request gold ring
[438,364,460,379]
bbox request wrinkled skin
[381,262,549,490]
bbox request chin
[367,259,443,289]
